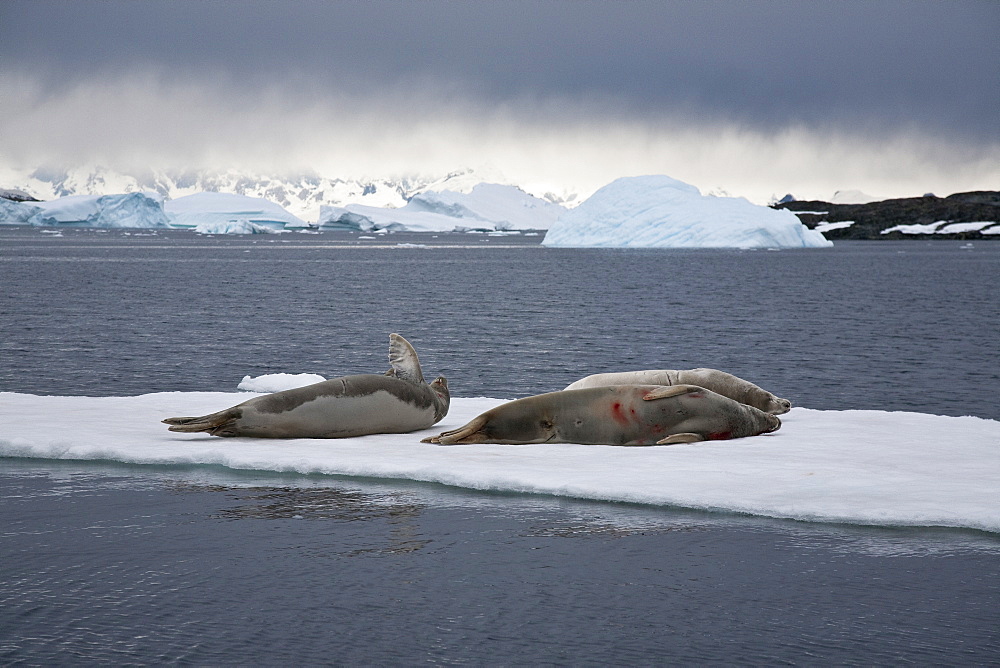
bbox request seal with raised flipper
[422,384,780,446]
[564,368,791,415]
[163,333,449,438]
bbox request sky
[1,0,998,203]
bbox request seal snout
[765,415,782,433]
[772,398,792,415]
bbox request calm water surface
[1,227,999,664]
[2,227,998,417]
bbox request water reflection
[186,483,433,556]
[522,522,703,539]
[184,484,424,522]
[5,459,997,557]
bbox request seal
[163,333,449,438]
[422,384,780,446]
[564,368,791,415]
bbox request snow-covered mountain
[319,183,566,232]
[829,189,880,205]
[1,166,570,233]
[3,165,562,221]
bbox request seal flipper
[163,408,242,436]
[388,333,425,384]
[421,414,488,444]
[642,384,701,401]
[657,433,705,445]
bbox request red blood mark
[610,402,629,425]
[708,431,732,440]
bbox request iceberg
[16,192,171,228]
[192,218,282,235]
[165,192,306,232]
[318,183,564,232]
[542,175,833,248]
[1,389,998,533]
[237,373,327,393]
[0,197,42,224]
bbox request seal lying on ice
[564,368,791,415]
[423,384,780,446]
[163,333,449,438]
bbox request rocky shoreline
[774,191,1000,240]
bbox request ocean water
[2,226,999,664]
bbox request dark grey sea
[2,226,999,665]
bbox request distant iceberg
[165,192,306,232]
[319,183,564,232]
[10,192,172,228]
[191,218,282,235]
[237,373,327,393]
[0,197,42,224]
[542,175,833,249]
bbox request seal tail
[162,408,242,437]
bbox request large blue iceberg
[165,192,307,233]
[2,192,171,228]
[543,175,833,248]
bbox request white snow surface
[543,176,833,248]
[1,388,997,533]
[814,221,856,233]
[881,221,998,235]
[13,192,171,228]
[938,222,997,233]
[165,192,306,231]
[319,183,564,232]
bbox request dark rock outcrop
[0,188,41,203]
[774,191,999,239]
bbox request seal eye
[540,419,554,430]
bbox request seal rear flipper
[656,433,705,445]
[388,333,425,384]
[162,416,200,425]
[163,408,242,436]
[642,385,701,401]
[421,415,488,445]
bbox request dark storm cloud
[3,0,998,140]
